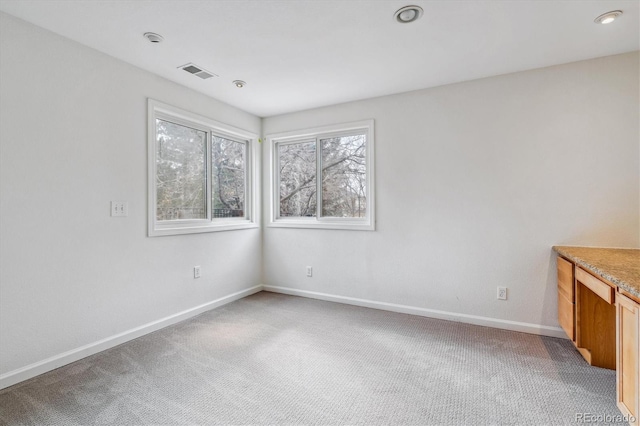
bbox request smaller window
[148,99,259,236]
[267,120,375,230]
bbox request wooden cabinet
[617,293,640,426]
[554,246,639,426]
[557,257,616,369]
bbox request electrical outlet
[110,201,128,217]
[497,287,507,300]
[194,266,201,279]
[306,266,312,277]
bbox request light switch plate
[110,201,128,217]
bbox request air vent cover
[178,63,218,80]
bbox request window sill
[149,221,259,237]
[268,219,374,231]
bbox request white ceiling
[1,0,638,117]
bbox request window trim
[148,99,259,237]
[267,119,375,231]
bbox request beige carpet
[0,292,625,425]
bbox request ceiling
[0,0,638,117]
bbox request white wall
[0,13,262,384]
[262,52,640,334]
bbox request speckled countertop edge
[553,246,640,299]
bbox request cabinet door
[557,257,575,340]
[617,293,639,425]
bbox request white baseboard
[0,285,262,391]
[263,285,567,339]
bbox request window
[148,99,259,236]
[268,120,374,230]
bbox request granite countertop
[553,246,640,299]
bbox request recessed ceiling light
[594,10,623,24]
[394,5,423,24]
[143,32,164,43]
[233,80,246,88]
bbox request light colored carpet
[0,292,625,425]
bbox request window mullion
[206,131,212,221]
[316,137,322,220]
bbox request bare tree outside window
[279,141,317,217]
[321,134,366,218]
[156,119,207,220]
[277,134,367,218]
[212,136,246,218]
[269,120,374,230]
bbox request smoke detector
[178,63,218,80]
[143,32,164,43]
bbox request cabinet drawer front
[558,291,575,341]
[576,267,615,304]
[557,257,574,302]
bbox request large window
[268,120,374,230]
[148,99,259,236]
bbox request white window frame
[148,99,259,237]
[267,120,375,231]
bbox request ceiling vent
[178,63,218,80]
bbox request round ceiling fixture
[143,32,164,43]
[594,10,623,24]
[233,80,246,88]
[394,5,423,24]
